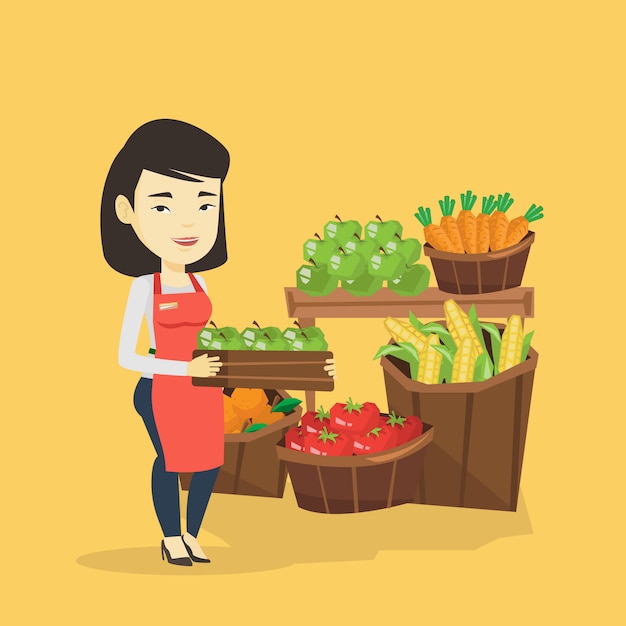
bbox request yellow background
[2,1,624,623]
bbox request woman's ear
[115,195,134,224]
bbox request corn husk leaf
[432,344,453,383]
[480,322,502,375]
[374,343,419,380]
[420,322,457,354]
[398,341,420,380]
[409,311,423,331]
[473,351,494,382]
[373,344,408,360]
[521,330,534,362]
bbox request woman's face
[115,169,221,268]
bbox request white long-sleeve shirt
[118,273,208,379]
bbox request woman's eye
[151,205,170,213]
[199,203,216,212]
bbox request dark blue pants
[133,377,220,537]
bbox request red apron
[151,272,224,472]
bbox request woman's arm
[118,277,188,376]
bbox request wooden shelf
[285,286,534,321]
[284,286,534,410]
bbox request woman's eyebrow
[148,191,173,198]
[198,191,217,197]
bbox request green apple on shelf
[383,235,422,265]
[303,233,339,265]
[342,272,384,296]
[388,264,431,296]
[327,247,368,280]
[365,215,403,244]
[368,247,405,280]
[296,260,338,295]
[323,215,362,247]
[344,234,378,259]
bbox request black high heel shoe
[181,534,211,563]
[161,540,193,566]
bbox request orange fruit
[252,403,285,426]
[231,388,268,419]
[224,395,246,433]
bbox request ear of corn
[384,316,429,353]
[444,299,484,356]
[432,344,453,383]
[417,334,442,384]
[451,336,477,383]
[498,314,524,372]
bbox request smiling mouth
[172,237,199,247]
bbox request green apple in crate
[296,261,338,296]
[368,247,405,280]
[283,323,327,346]
[287,325,329,351]
[303,233,338,265]
[388,263,431,296]
[252,330,293,351]
[327,248,367,280]
[198,323,247,350]
[241,321,280,348]
[365,215,403,244]
[323,215,362,247]
[383,235,422,265]
[342,272,384,296]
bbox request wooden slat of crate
[191,349,334,391]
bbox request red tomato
[353,425,398,455]
[304,426,354,456]
[330,398,380,436]
[383,412,424,445]
[285,426,306,452]
[301,406,332,435]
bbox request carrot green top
[414,206,434,227]
[523,203,544,222]
[460,189,477,212]
[481,194,497,215]
[496,192,514,213]
[438,195,456,216]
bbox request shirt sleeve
[118,277,189,377]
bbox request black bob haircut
[101,119,230,276]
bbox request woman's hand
[187,354,223,378]
[324,358,336,379]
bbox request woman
[100,119,230,566]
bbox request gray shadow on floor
[76,487,533,576]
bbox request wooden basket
[423,231,535,294]
[381,326,538,511]
[275,424,433,513]
[179,389,302,497]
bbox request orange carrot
[490,192,514,251]
[414,206,455,252]
[438,196,465,254]
[477,195,497,253]
[457,190,478,253]
[504,204,544,248]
